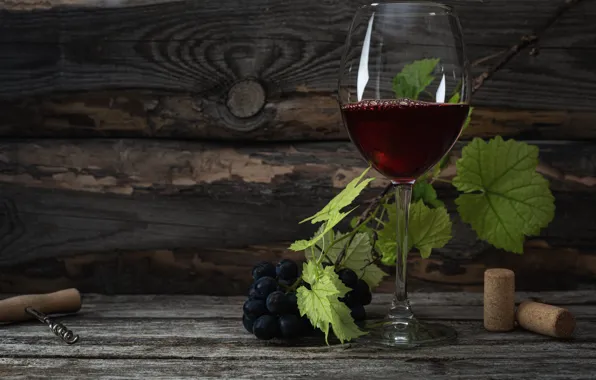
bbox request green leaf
[408,201,452,258]
[392,58,440,100]
[462,106,473,132]
[376,201,452,264]
[289,168,374,251]
[340,233,387,289]
[412,181,444,208]
[448,92,461,104]
[453,137,555,253]
[297,262,366,343]
[392,75,419,100]
[307,230,386,290]
[305,226,336,263]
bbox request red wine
[341,99,469,182]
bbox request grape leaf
[297,262,366,343]
[392,75,420,101]
[408,201,452,258]
[376,200,452,264]
[392,58,440,100]
[289,168,374,251]
[339,232,387,289]
[412,181,444,208]
[307,230,387,289]
[453,137,555,253]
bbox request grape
[301,315,316,334]
[252,261,276,281]
[278,278,296,288]
[286,292,299,314]
[340,291,359,307]
[266,291,291,315]
[253,315,280,340]
[251,276,278,300]
[354,279,372,306]
[242,314,255,333]
[279,314,303,339]
[243,299,268,319]
[248,284,259,299]
[350,304,366,321]
[276,259,298,282]
[337,268,358,288]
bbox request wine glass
[338,2,470,347]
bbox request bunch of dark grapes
[336,268,372,322]
[243,259,311,340]
[243,260,372,340]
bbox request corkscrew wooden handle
[0,288,82,323]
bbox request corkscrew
[0,288,82,345]
[25,307,80,344]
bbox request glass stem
[389,182,414,320]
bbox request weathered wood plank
[0,292,593,379]
[0,0,594,143]
[1,357,594,379]
[0,292,594,347]
[66,291,596,311]
[2,139,596,196]
[1,241,596,295]
[0,42,594,112]
[1,139,595,293]
[1,0,591,48]
[1,319,595,357]
[2,93,596,141]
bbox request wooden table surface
[0,291,594,379]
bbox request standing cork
[516,300,576,338]
[484,268,515,331]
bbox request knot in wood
[225,80,266,119]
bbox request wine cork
[0,288,82,323]
[516,300,576,338]
[484,268,515,331]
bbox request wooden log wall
[0,0,595,294]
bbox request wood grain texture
[0,139,596,293]
[2,0,592,47]
[2,139,596,196]
[0,0,595,142]
[0,292,594,379]
[2,93,596,141]
[1,241,596,295]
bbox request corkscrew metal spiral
[25,307,80,344]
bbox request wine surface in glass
[341,99,469,182]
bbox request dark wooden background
[0,0,595,295]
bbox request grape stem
[472,0,584,92]
[312,208,380,268]
[333,191,392,267]
[286,276,304,292]
[353,183,393,229]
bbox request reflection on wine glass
[338,2,470,347]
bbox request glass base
[363,317,457,348]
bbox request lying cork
[516,300,576,338]
[484,268,515,332]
